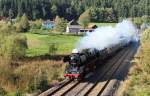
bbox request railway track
[39,43,138,96]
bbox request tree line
[0,0,150,22]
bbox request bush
[31,19,43,29]
[27,70,49,93]
[0,87,7,96]
[35,19,42,29]
[15,89,22,96]
[49,44,57,57]
[36,70,49,92]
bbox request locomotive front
[63,49,84,79]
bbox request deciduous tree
[54,16,67,32]
[20,13,29,32]
[78,10,91,28]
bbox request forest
[0,0,150,22]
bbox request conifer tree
[51,5,57,18]
[0,0,149,22]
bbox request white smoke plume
[76,20,139,51]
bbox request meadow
[25,32,81,57]
[25,22,116,57]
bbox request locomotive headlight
[72,49,79,53]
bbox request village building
[66,20,98,34]
[66,20,81,34]
[80,23,98,32]
[42,20,55,29]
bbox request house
[66,20,81,34]
[87,23,98,29]
[66,20,98,34]
[66,25,81,34]
[80,23,98,32]
[42,20,55,29]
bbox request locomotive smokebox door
[63,55,70,62]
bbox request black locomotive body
[63,41,128,79]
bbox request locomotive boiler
[63,40,129,80]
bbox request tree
[142,15,149,23]
[130,5,138,17]
[133,17,142,28]
[89,7,98,22]
[54,16,67,32]
[20,13,30,32]
[0,24,27,86]
[104,8,116,22]
[66,7,76,20]
[16,14,21,22]
[0,0,150,22]
[8,9,14,19]
[51,5,57,18]
[0,24,28,61]
[49,44,57,56]
[78,10,91,29]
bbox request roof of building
[88,23,98,29]
[68,25,81,29]
[68,20,79,25]
[43,20,55,25]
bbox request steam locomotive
[63,40,129,80]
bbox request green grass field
[25,33,81,57]
[25,22,116,57]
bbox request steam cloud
[76,20,139,51]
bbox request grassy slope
[1,32,79,94]
[123,28,150,96]
[25,33,81,57]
